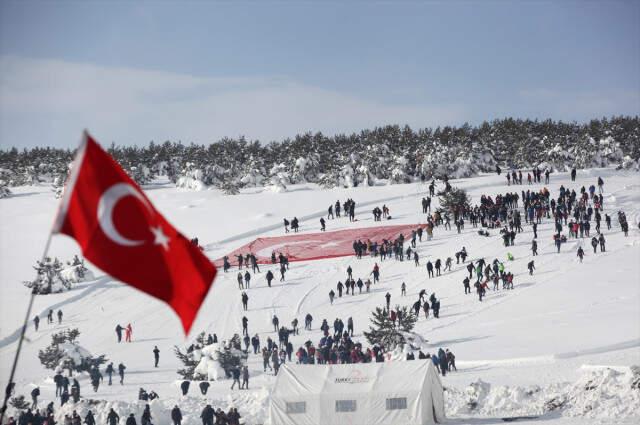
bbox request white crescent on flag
[97,182,152,246]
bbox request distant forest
[1,116,638,192]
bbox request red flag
[52,132,217,334]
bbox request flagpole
[0,231,54,425]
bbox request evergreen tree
[24,257,71,295]
[38,328,106,373]
[215,334,247,378]
[0,182,11,198]
[438,187,471,213]
[217,178,240,195]
[173,346,203,380]
[174,331,206,380]
[9,395,30,410]
[363,305,417,349]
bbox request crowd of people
[8,172,635,425]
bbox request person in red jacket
[125,323,132,342]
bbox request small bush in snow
[9,395,30,410]
[38,329,107,375]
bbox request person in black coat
[200,405,214,425]
[171,406,182,425]
[83,411,95,425]
[153,346,160,368]
[30,387,40,409]
[230,367,241,390]
[118,363,126,385]
[106,409,119,425]
[125,414,136,425]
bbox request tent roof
[273,360,437,396]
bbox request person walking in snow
[33,315,40,331]
[444,257,453,272]
[241,291,249,311]
[463,277,471,294]
[84,410,96,425]
[118,363,126,385]
[57,310,63,324]
[401,282,406,296]
[598,233,606,252]
[385,292,391,311]
[30,387,40,409]
[320,217,326,231]
[329,290,335,305]
[435,259,442,276]
[106,409,119,425]
[171,406,182,425]
[597,176,604,194]
[527,260,535,275]
[591,236,599,253]
[230,366,241,390]
[531,239,538,256]
[426,261,434,278]
[577,246,585,262]
[241,316,249,336]
[266,269,274,287]
[283,218,290,233]
[105,362,114,385]
[153,346,160,368]
[241,366,250,389]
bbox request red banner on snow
[215,223,425,267]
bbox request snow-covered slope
[1,169,639,424]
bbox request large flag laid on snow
[52,131,217,334]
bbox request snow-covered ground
[1,169,639,424]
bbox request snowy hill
[1,168,639,424]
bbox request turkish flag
[52,131,217,334]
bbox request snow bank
[445,366,640,421]
[42,388,270,425]
[59,264,95,284]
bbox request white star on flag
[150,226,170,250]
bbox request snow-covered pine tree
[9,395,30,410]
[215,334,247,378]
[174,331,206,380]
[268,163,290,192]
[52,174,65,199]
[318,171,339,189]
[38,328,107,373]
[128,164,152,185]
[363,305,417,349]
[173,346,202,380]
[0,182,11,198]
[438,187,471,213]
[24,257,72,294]
[217,177,241,195]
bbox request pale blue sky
[1,0,639,148]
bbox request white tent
[268,361,445,425]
